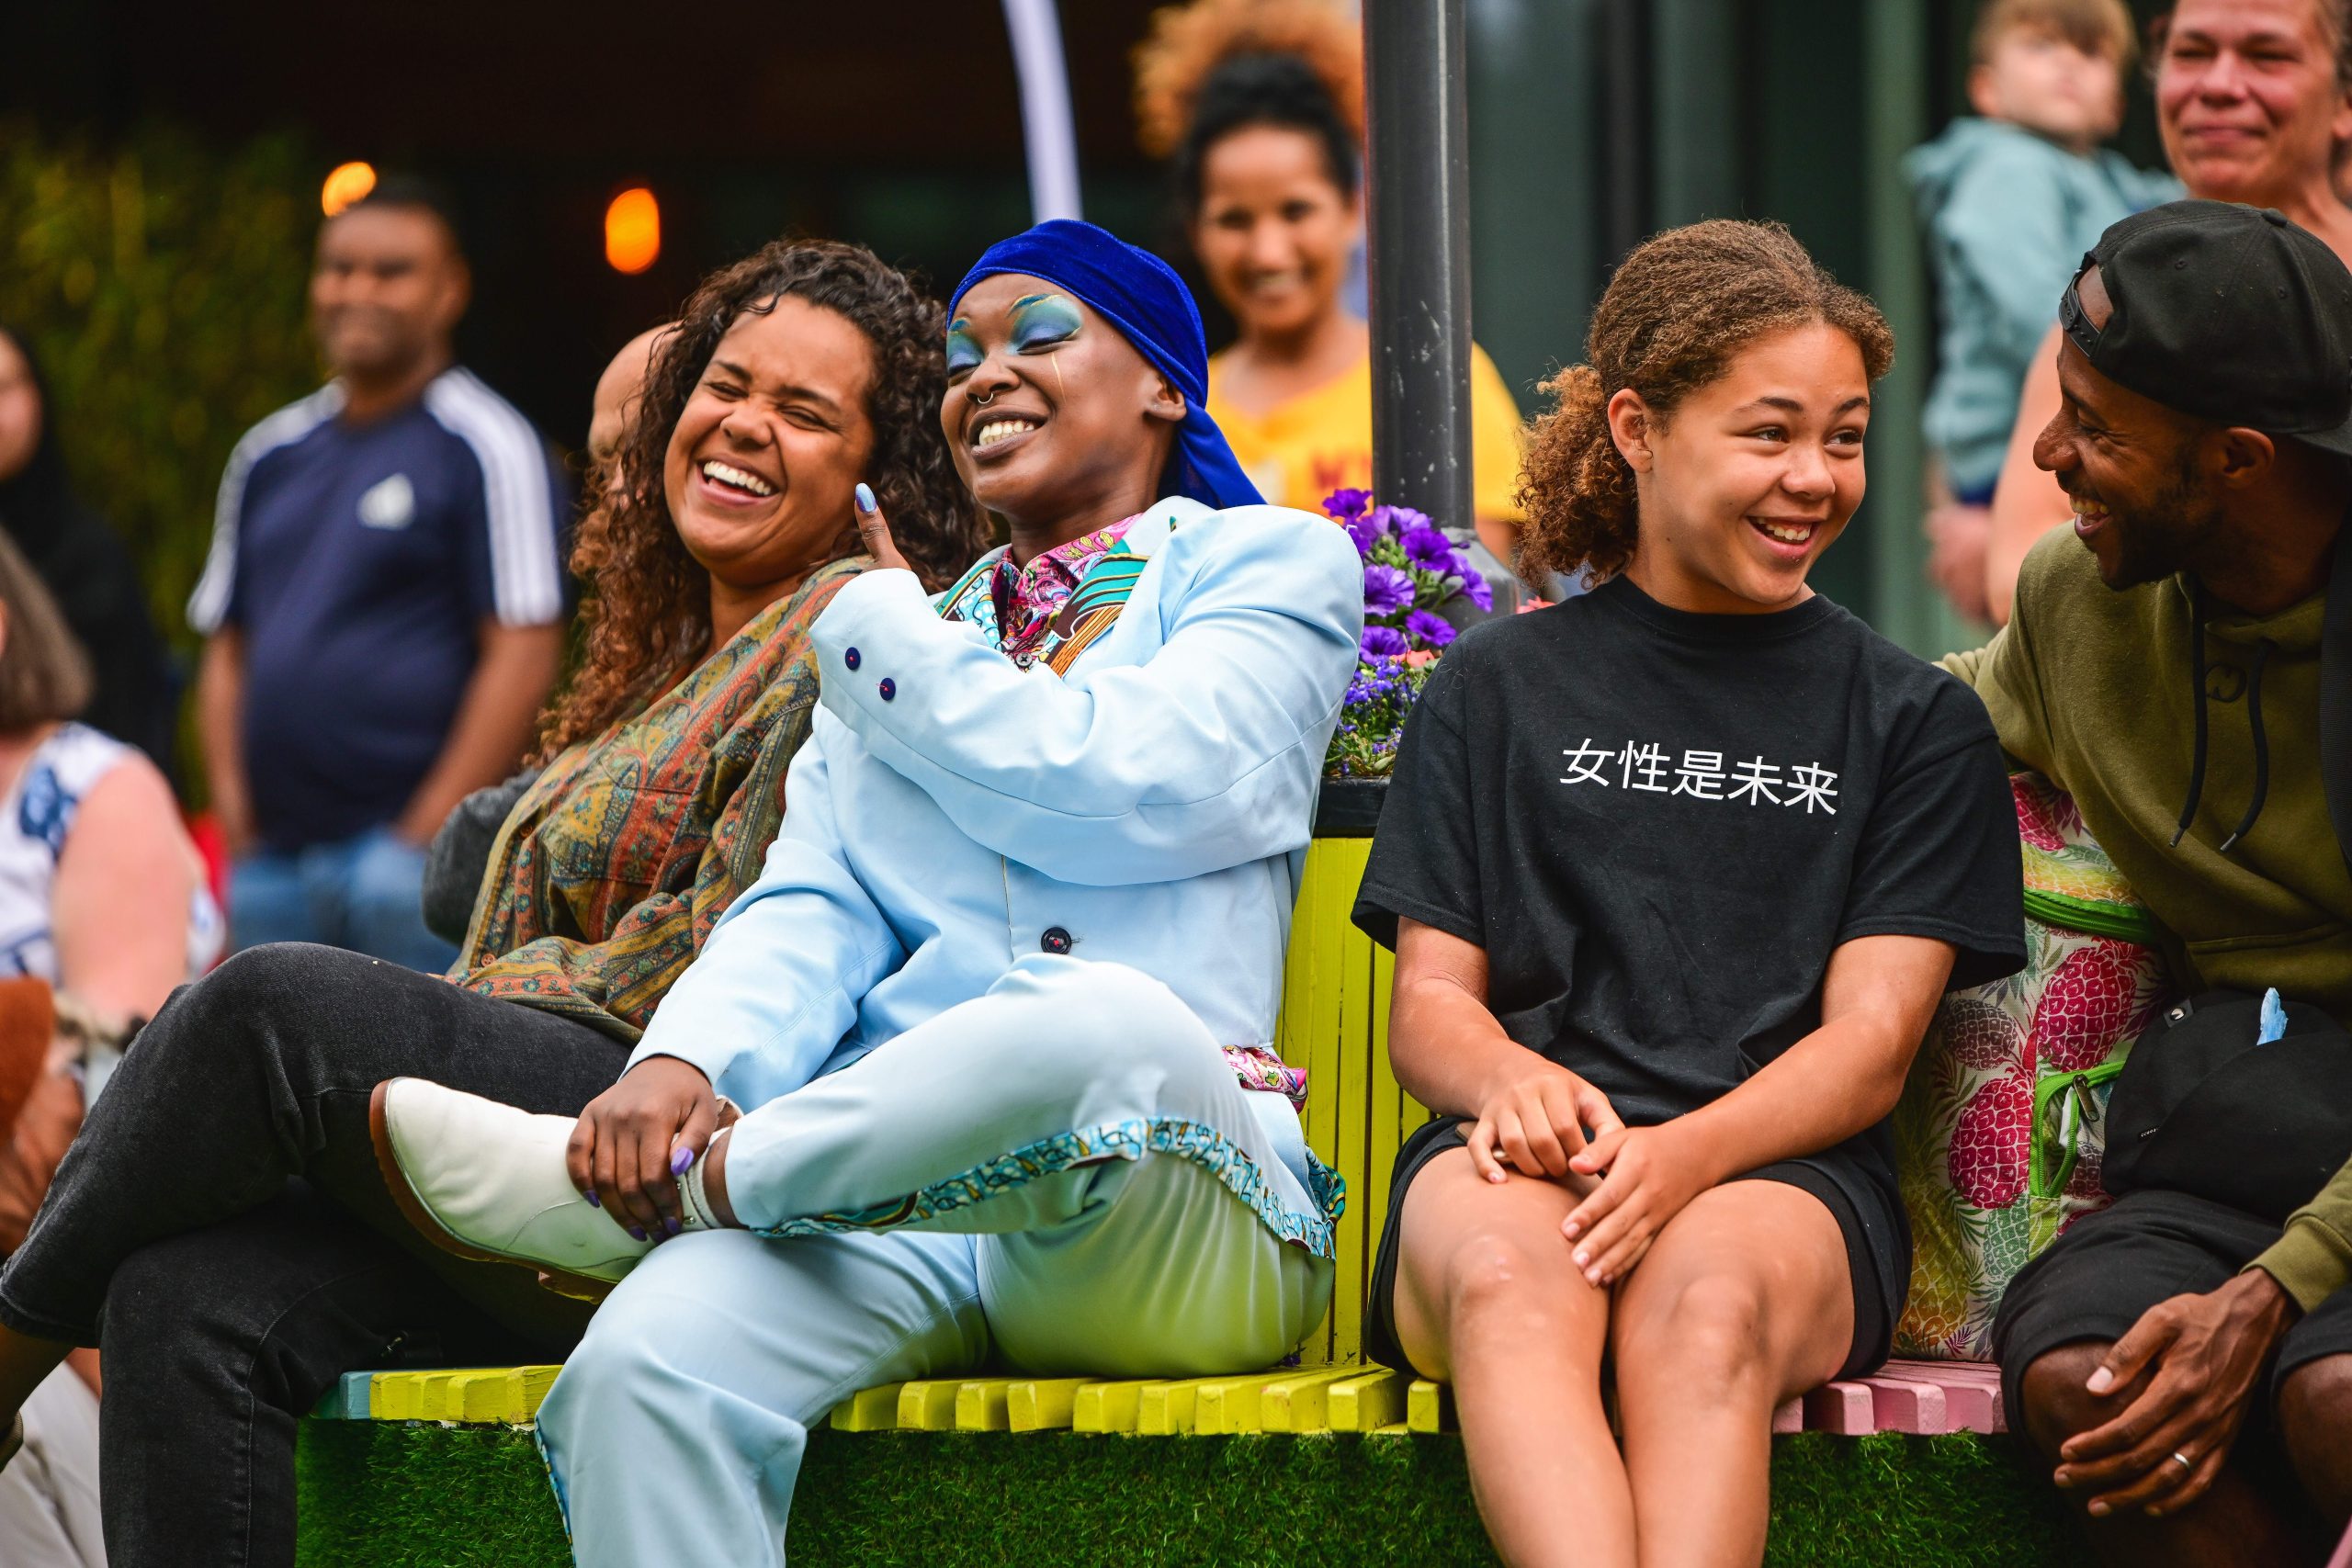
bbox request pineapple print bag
[1893,773,2174,1360]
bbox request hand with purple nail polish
[566,1055,723,1238]
[851,481,911,574]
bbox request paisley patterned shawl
[453,557,868,1038]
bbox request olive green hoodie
[1944,527,2352,1312]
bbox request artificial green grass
[295,1422,2089,1567]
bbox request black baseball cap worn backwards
[2059,198,2352,457]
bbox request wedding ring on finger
[2168,1450,2195,1473]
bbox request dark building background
[5,0,2177,655]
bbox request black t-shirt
[1354,575,2025,1195]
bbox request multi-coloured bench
[293,821,2335,1566]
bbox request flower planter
[1313,776,1388,838]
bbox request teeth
[974,418,1038,449]
[1757,519,1814,544]
[702,460,775,496]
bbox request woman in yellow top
[1136,0,1526,566]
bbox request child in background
[1907,0,2177,621]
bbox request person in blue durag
[364,219,1364,1564]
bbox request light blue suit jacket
[628,499,1364,1113]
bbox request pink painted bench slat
[1770,1359,2006,1437]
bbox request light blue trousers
[536,956,1334,1567]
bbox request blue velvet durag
[950,220,1264,512]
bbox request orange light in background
[321,162,377,217]
[605,188,661,276]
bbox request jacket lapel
[1039,498,1207,676]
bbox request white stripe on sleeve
[423,369,563,626]
[187,386,345,635]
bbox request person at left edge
[187,174,565,972]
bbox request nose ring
[972,389,996,406]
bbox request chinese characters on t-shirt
[1558,739,1840,814]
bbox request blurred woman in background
[0,329,178,773]
[0,528,217,1568]
[1136,0,1528,570]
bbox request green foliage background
[1,119,320,655]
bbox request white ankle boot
[370,1078,654,1288]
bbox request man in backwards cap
[1950,199,2352,1562]
[364,221,1365,1562]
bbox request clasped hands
[1464,1061,1718,1289]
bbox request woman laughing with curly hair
[0,238,983,1567]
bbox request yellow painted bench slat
[829,1383,907,1432]
[1005,1377,1091,1432]
[1324,1367,1408,1433]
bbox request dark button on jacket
[1040,926,1073,954]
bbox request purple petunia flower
[1458,569,1495,613]
[1323,488,1374,521]
[1360,625,1409,659]
[1407,609,1458,649]
[1400,525,1458,571]
[1343,513,1384,558]
[1363,562,1415,616]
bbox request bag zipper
[2030,1059,2128,1200]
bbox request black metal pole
[1598,0,1653,272]
[1363,0,1475,552]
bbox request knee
[1020,961,1216,1081]
[2013,1342,2122,1460]
[1438,1232,1581,1340]
[162,943,331,1046]
[2278,1354,2352,1522]
[1613,1275,1771,1393]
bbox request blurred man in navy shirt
[189,177,564,970]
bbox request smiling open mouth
[971,414,1041,450]
[1750,517,1818,546]
[701,459,775,497]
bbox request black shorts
[1363,1116,1906,1382]
[1993,1188,2352,1428]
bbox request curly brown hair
[1133,0,1363,160]
[1516,220,1894,590]
[537,240,986,760]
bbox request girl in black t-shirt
[1355,220,2023,1567]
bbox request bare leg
[1392,1148,1632,1568]
[2016,1343,2313,1567]
[1610,1182,1853,1568]
[2276,1353,2352,1534]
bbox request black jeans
[0,943,632,1568]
